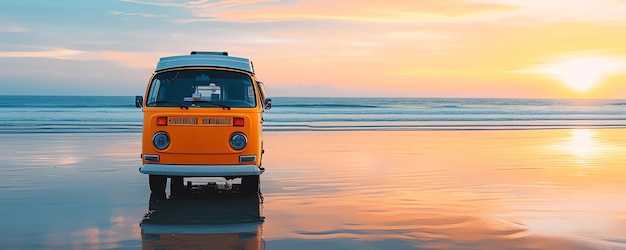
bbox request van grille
[201,117,233,126]
[165,117,233,126]
[168,117,198,125]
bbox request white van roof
[155,51,254,73]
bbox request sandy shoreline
[1,129,625,249]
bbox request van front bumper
[139,164,263,176]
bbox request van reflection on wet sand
[141,192,264,250]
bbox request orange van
[135,51,271,198]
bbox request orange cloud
[479,0,626,22]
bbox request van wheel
[149,175,167,201]
[240,175,260,196]
[170,176,185,199]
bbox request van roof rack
[190,51,228,56]
[156,51,253,73]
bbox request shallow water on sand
[1,130,626,249]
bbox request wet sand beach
[1,129,626,249]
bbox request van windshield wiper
[147,100,189,109]
[189,100,231,110]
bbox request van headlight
[230,132,247,150]
[152,132,170,150]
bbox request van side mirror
[264,98,272,110]
[135,96,143,108]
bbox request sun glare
[562,129,595,158]
[550,129,620,167]
[524,55,626,93]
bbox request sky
[1,0,626,98]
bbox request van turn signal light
[233,117,244,126]
[156,117,168,126]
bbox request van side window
[257,82,268,101]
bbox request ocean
[1,95,626,133]
[2,95,626,249]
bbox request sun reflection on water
[559,129,596,158]
[550,129,616,168]
[568,129,595,157]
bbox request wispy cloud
[123,0,516,23]
[478,0,626,22]
[110,10,166,18]
[118,0,278,9]
[0,26,30,33]
[163,0,626,24]
[0,47,158,68]
[118,0,187,8]
[0,48,84,59]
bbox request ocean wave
[430,105,464,108]
[273,103,381,108]
[3,121,626,134]
[0,104,135,109]
[264,116,626,122]
[264,123,626,131]
[1,96,626,134]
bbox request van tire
[241,175,260,196]
[149,175,167,201]
[170,176,185,199]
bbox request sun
[523,54,626,93]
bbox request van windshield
[146,69,257,108]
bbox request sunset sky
[1,0,626,98]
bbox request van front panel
[141,108,262,166]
